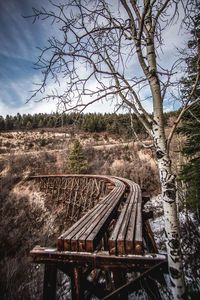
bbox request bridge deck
[57,176,143,254]
[29,175,166,300]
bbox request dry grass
[86,143,160,196]
[0,126,186,299]
[0,176,74,299]
[0,129,120,155]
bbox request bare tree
[28,0,200,299]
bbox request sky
[0,0,190,118]
[0,0,63,117]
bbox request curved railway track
[29,174,167,300]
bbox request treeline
[0,111,177,135]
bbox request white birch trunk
[153,124,186,299]
[145,27,186,297]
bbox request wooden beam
[101,261,166,300]
[82,275,108,299]
[72,266,82,300]
[43,264,57,300]
[144,220,158,254]
[30,246,167,271]
[112,270,128,299]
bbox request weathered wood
[28,174,164,299]
[101,261,166,300]
[30,175,117,225]
[70,267,76,300]
[82,187,125,252]
[82,179,90,213]
[30,246,167,271]
[58,191,117,251]
[108,178,143,255]
[58,178,125,252]
[103,231,109,251]
[30,175,144,255]
[134,191,143,254]
[122,185,139,254]
[71,187,124,252]
[43,264,57,300]
[73,266,82,300]
[144,220,158,254]
[112,270,128,299]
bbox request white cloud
[24,99,57,115]
[0,96,57,117]
[0,0,189,118]
[0,72,58,117]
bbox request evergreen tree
[178,10,200,213]
[67,139,87,174]
[178,104,200,213]
[0,116,5,131]
[26,121,32,130]
[38,118,44,128]
[47,118,54,128]
[5,115,13,130]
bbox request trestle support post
[43,264,57,300]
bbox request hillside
[0,123,196,299]
[0,127,161,192]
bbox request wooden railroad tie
[57,177,126,252]
[28,174,167,300]
[108,177,143,255]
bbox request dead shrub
[0,159,6,173]
[0,255,43,300]
[87,147,160,196]
[7,154,31,176]
[0,180,64,299]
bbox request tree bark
[145,21,186,298]
[153,128,186,299]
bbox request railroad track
[29,174,167,300]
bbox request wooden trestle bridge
[29,175,168,300]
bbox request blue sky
[0,0,60,117]
[0,0,120,117]
[0,0,189,118]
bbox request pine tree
[0,116,5,131]
[67,139,87,174]
[38,118,44,128]
[5,115,13,130]
[178,10,200,213]
[178,104,200,213]
[26,121,32,130]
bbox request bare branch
[167,56,200,151]
[103,43,152,135]
[152,0,171,32]
[188,107,200,124]
[130,114,154,148]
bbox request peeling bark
[146,18,186,296]
[154,129,186,299]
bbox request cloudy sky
[0,0,58,117]
[0,0,189,118]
